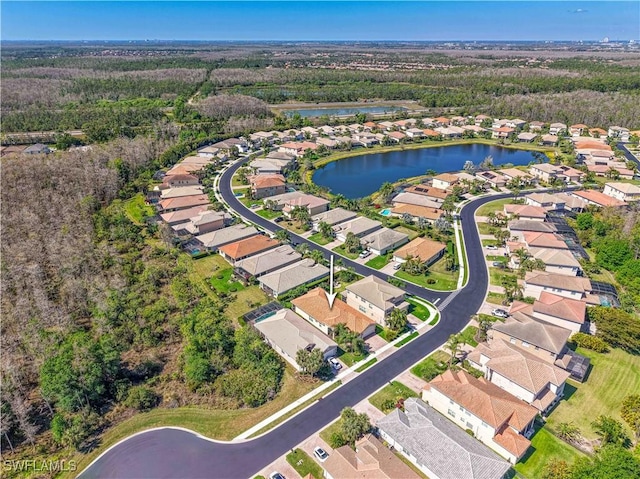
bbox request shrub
[124,386,160,411]
[571,332,609,353]
[329,432,347,449]
[229,286,237,292]
[426,278,436,284]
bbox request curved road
[79,158,508,479]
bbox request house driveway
[365,333,388,353]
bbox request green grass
[478,222,496,235]
[256,208,282,220]
[487,255,508,263]
[123,193,155,224]
[489,267,516,287]
[395,256,458,291]
[239,190,258,207]
[514,427,585,479]
[338,348,368,367]
[281,220,310,235]
[429,313,440,326]
[545,347,640,440]
[369,381,418,413]
[286,448,324,479]
[308,232,332,245]
[393,225,421,240]
[232,173,247,187]
[332,244,361,260]
[406,297,432,321]
[355,358,378,372]
[486,292,507,305]
[476,198,514,217]
[319,419,343,446]
[210,268,245,293]
[395,331,419,347]
[482,239,500,247]
[410,351,451,381]
[460,325,479,347]
[365,254,391,269]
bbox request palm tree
[295,243,309,256]
[444,252,456,271]
[557,422,581,443]
[275,229,290,243]
[446,334,461,367]
[378,182,395,204]
[386,309,408,331]
[401,255,426,276]
[318,221,334,240]
[309,249,325,265]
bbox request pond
[284,105,407,118]
[312,143,543,198]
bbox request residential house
[160,205,209,226]
[197,145,220,157]
[332,216,382,242]
[422,370,538,464]
[523,271,592,302]
[405,185,449,203]
[387,131,406,142]
[435,126,463,139]
[211,138,249,153]
[524,192,566,211]
[588,127,607,138]
[507,220,557,234]
[549,123,567,135]
[569,124,588,137]
[377,398,512,479]
[234,245,302,281]
[540,134,559,146]
[423,129,442,139]
[311,208,358,231]
[557,165,584,183]
[322,435,420,479]
[529,248,582,276]
[254,308,337,371]
[301,126,319,138]
[172,210,229,236]
[0,145,27,157]
[503,204,547,221]
[249,158,292,174]
[512,291,588,333]
[522,232,569,250]
[390,204,444,223]
[608,126,630,142]
[462,125,486,135]
[475,114,492,126]
[360,228,409,256]
[467,339,570,414]
[406,128,425,139]
[433,116,450,126]
[318,125,336,135]
[552,193,588,212]
[219,235,280,265]
[492,127,515,139]
[249,174,286,199]
[508,119,527,130]
[342,275,408,325]
[528,121,544,132]
[281,194,330,217]
[158,194,210,213]
[587,164,635,180]
[249,131,275,146]
[516,132,537,143]
[529,164,563,184]
[23,143,51,155]
[160,173,200,190]
[477,171,506,188]
[291,288,377,338]
[572,189,628,208]
[278,141,318,158]
[432,173,460,190]
[160,185,204,199]
[392,192,442,209]
[259,259,329,298]
[378,121,395,131]
[315,137,339,149]
[194,224,258,252]
[603,182,640,202]
[393,237,446,266]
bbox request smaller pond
[284,105,407,118]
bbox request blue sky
[1,1,639,41]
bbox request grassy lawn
[286,448,324,479]
[428,256,459,290]
[338,348,368,367]
[355,358,378,372]
[210,268,245,293]
[238,190,258,207]
[319,420,342,445]
[231,173,247,187]
[369,381,418,413]
[489,267,516,287]
[460,325,479,347]
[482,239,500,247]
[395,264,457,291]
[515,427,585,479]
[365,254,391,269]
[487,255,508,263]
[226,286,270,320]
[281,220,309,235]
[308,232,332,245]
[123,193,155,224]
[545,347,640,440]
[406,297,432,321]
[395,331,419,347]
[486,292,507,305]
[333,244,361,260]
[393,225,421,240]
[256,208,282,220]
[476,198,514,217]
[64,367,316,479]
[410,350,451,381]
[478,222,496,235]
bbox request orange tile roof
[434,116,450,124]
[575,141,612,151]
[391,204,443,220]
[291,288,375,335]
[218,235,279,260]
[406,185,449,199]
[249,174,285,189]
[573,190,627,207]
[523,232,568,249]
[433,173,459,183]
[423,129,440,137]
[388,131,406,139]
[394,237,446,263]
[493,425,532,458]
[570,124,588,129]
[589,128,607,135]
[159,194,210,211]
[535,291,586,324]
[504,204,547,219]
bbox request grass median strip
[355,358,378,372]
[395,331,419,347]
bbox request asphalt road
[78,158,507,479]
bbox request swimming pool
[380,209,391,217]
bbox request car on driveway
[269,473,285,479]
[393,262,402,270]
[485,245,498,250]
[329,357,342,370]
[359,250,372,258]
[314,447,329,462]
[491,308,509,318]
[492,261,505,267]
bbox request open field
[123,194,155,224]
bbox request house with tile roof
[405,184,449,202]
[248,174,286,199]
[522,232,569,250]
[342,275,408,325]
[467,339,570,413]
[158,194,211,212]
[292,288,377,338]
[194,224,258,252]
[219,235,280,265]
[377,398,512,479]
[422,370,538,464]
[511,291,587,333]
[322,435,421,479]
[160,205,210,226]
[529,248,582,276]
[281,194,330,217]
[360,227,409,256]
[234,245,302,281]
[311,208,358,231]
[523,193,566,211]
[172,211,230,236]
[572,189,628,208]
[477,170,506,188]
[507,220,557,234]
[248,158,293,175]
[524,271,592,302]
[393,237,447,266]
[160,185,204,199]
[254,308,337,371]
[390,204,444,223]
[332,216,382,241]
[503,204,547,221]
[259,259,329,299]
[432,173,460,190]
[603,182,640,202]
[160,173,200,190]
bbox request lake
[285,105,407,118]
[312,143,542,198]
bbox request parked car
[269,473,285,479]
[314,447,329,462]
[492,261,505,267]
[274,217,284,223]
[393,262,402,270]
[359,250,372,258]
[485,245,498,250]
[492,308,509,318]
[329,357,342,370]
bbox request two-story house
[342,275,408,325]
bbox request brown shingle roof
[394,237,446,263]
[218,235,279,260]
[291,288,375,335]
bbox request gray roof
[508,220,557,233]
[361,227,409,251]
[346,275,405,311]
[377,398,511,479]
[266,151,296,161]
[393,192,442,209]
[254,308,337,361]
[181,211,230,234]
[259,259,329,295]
[312,207,358,226]
[268,191,307,206]
[249,159,288,173]
[235,245,302,277]
[493,314,571,355]
[195,224,257,249]
[332,216,382,237]
[530,248,581,269]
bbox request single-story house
[248,158,290,175]
[423,370,538,464]
[160,173,200,190]
[278,141,318,158]
[529,247,582,276]
[392,192,442,209]
[377,398,512,479]
[160,205,209,226]
[196,145,220,157]
[160,185,204,199]
[387,131,406,142]
[572,189,628,208]
[172,211,229,236]
[477,171,506,188]
[524,193,566,211]
[234,245,302,281]
[390,204,444,223]
[158,194,210,212]
[194,224,258,252]
[254,308,337,371]
[406,128,425,139]
[211,138,249,153]
[23,143,51,155]
[219,235,280,265]
[549,123,567,135]
[603,182,640,202]
[281,194,330,217]
[404,185,449,203]
[311,208,358,231]
[586,164,635,180]
[540,135,559,146]
[499,168,533,182]
[259,259,329,298]
[507,220,557,234]
[503,204,547,221]
[343,275,408,325]
[393,237,446,266]
[249,174,286,199]
[291,288,377,338]
[360,228,409,255]
[528,121,544,131]
[522,232,569,250]
[332,216,382,241]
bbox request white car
[485,245,498,250]
[393,262,402,270]
[314,447,329,462]
[359,250,372,258]
[329,357,342,370]
[492,309,509,319]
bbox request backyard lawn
[369,381,418,413]
[333,244,361,260]
[406,297,432,321]
[410,350,451,381]
[514,427,585,479]
[393,225,421,240]
[210,268,245,293]
[124,193,155,224]
[308,232,332,245]
[476,198,514,217]
[545,347,640,440]
[286,448,323,479]
[366,254,391,269]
